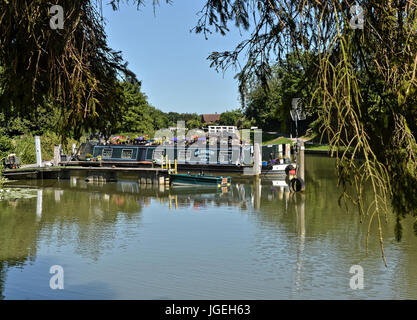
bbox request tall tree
[219,109,243,126]
[245,52,319,134]
[119,81,156,135]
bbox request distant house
[201,113,221,124]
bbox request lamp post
[290,98,306,192]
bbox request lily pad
[0,188,38,201]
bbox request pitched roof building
[201,113,221,123]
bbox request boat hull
[170,174,231,187]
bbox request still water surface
[1,155,417,299]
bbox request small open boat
[170,173,231,187]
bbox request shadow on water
[0,155,416,299]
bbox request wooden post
[53,145,61,167]
[285,143,291,161]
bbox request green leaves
[0,0,134,140]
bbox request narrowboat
[73,142,297,177]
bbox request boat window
[121,149,134,159]
[102,148,113,159]
[146,148,155,161]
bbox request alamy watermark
[50,5,64,30]
[49,265,64,290]
[349,5,364,30]
[349,265,364,290]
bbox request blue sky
[102,1,249,114]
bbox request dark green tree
[245,52,320,134]
[118,81,156,135]
[219,109,242,126]
[0,0,136,140]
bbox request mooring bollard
[53,145,61,167]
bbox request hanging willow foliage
[190,0,417,266]
[0,0,138,139]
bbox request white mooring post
[35,136,42,167]
[297,140,305,191]
[253,143,261,176]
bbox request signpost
[290,98,306,138]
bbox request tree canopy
[219,109,242,126]
[0,0,135,139]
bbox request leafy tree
[167,112,202,128]
[150,108,170,130]
[0,0,135,139]
[0,133,12,160]
[219,110,242,126]
[245,52,320,134]
[118,81,156,136]
[186,118,203,129]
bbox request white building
[208,126,237,134]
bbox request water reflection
[0,155,416,299]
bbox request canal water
[1,155,416,299]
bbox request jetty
[2,166,170,185]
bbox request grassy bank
[262,132,294,145]
[1,132,78,165]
